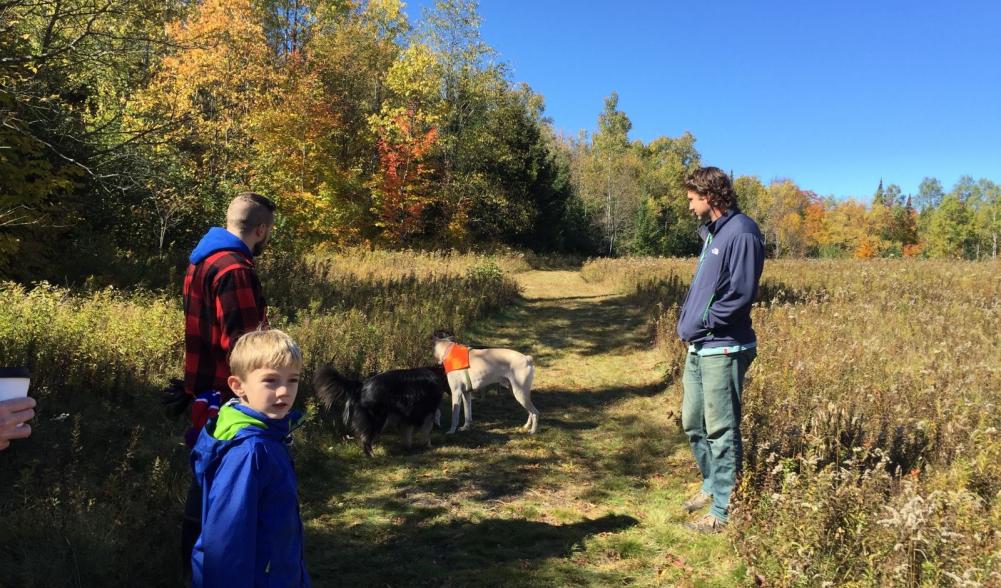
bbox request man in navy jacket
[676,167,764,533]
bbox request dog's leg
[459,388,473,431]
[511,365,539,434]
[404,424,414,449]
[341,400,355,440]
[447,381,463,434]
[420,414,434,448]
[360,412,386,457]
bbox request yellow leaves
[384,43,444,113]
[366,0,405,25]
[142,0,277,131]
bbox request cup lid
[0,367,30,378]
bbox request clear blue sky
[404,0,1001,201]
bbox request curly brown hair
[684,167,737,211]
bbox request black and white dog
[313,364,448,457]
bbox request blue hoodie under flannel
[676,208,765,348]
[190,402,311,588]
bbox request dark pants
[181,479,202,581]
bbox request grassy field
[584,257,1001,587]
[298,270,746,587]
[1,254,998,586]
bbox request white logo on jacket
[711,248,719,255]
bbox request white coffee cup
[0,367,30,402]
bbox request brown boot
[682,491,712,513]
[685,513,726,534]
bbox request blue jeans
[681,348,756,521]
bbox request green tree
[535,131,600,253]
[873,178,886,206]
[638,133,701,255]
[628,198,664,255]
[915,177,944,211]
[1,0,187,278]
[969,179,1001,259]
[924,195,973,258]
[733,175,768,224]
[884,183,903,207]
[573,92,644,255]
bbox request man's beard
[252,236,268,256]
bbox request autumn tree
[1,0,186,278]
[368,42,443,245]
[756,180,815,257]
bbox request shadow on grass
[299,358,681,586]
[300,376,682,527]
[476,295,656,365]
[521,293,608,302]
[305,513,639,587]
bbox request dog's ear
[432,330,454,341]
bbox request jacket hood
[189,227,252,264]
[191,402,302,480]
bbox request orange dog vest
[442,343,470,373]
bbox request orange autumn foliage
[854,236,879,259]
[372,110,439,245]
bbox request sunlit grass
[5,255,995,585]
[586,256,1001,586]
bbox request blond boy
[189,329,311,587]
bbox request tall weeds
[584,257,1001,587]
[0,251,521,587]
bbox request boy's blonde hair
[229,329,303,378]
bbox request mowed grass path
[300,271,748,587]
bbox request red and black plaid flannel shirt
[183,249,268,401]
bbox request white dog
[432,331,539,434]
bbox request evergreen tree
[873,178,886,206]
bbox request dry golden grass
[7,254,997,586]
[586,257,1001,587]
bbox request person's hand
[185,390,221,448]
[0,396,36,450]
[161,378,191,419]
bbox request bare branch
[0,0,114,66]
[0,205,42,228]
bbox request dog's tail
[313,364,362,412]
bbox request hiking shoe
[682,491,712,513]
[685,513,726,534]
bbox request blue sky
[404,1,1001,201]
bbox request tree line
[2,0,997,284]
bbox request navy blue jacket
[191,402,311,588]
[676,208,765,347]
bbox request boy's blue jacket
[676,208,765,347]
[190,402,311,588]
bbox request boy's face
[228,366,300,419]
